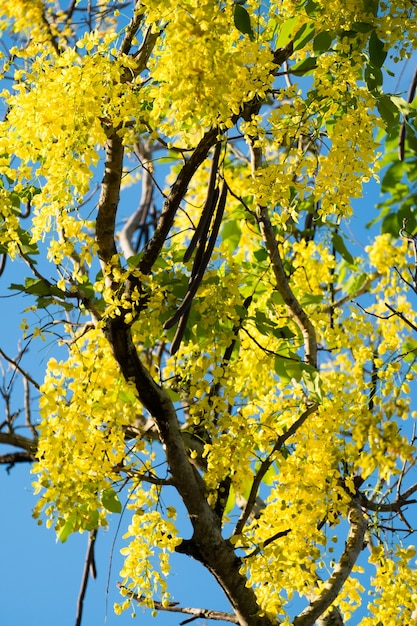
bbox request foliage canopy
[2,1,417,624]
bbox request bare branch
[139,128,219,276]
[168,180,228,355]
[0,431,37,454]
[0,450,34,471]
[0,348,39,391]
[118,7,144,56]
[119,143,154,259]
[117,584,240,624]
[75,530,98,626]
[385,302,417,333]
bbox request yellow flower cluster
[32,329,140,534]
[141,0,275,140]
[359,546,417,625]
[0,0,57,48]
[117,486,181,612]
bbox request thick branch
[104,316,275,626]
[0,431,37,454]
[97,19,160,267]
[293,503,367,626]
[139,128,219,275]
[96,130,124,266]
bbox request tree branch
[138,128,220,275]
[104,314,275,626]
[248,143,317,368]
[119,143,154,259]
[234,402,318,536]
[256,203,317,367]
[0,347,40,390]
[0,450,34,471]
[96,130,124,267]
[0,431,37,454]
[75,530,97,626]
[117,584,240,623]
[293,503,367,626]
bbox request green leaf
[284,359,303,382]
[313,31,333,54]
[274,356,289,382]
[369,30,387,68]
[58,516,76,543]
[376,93,400,128]
[272,325,296,340]
[390,94,414,116]
[275,16,299,48]
[351,22,374,33]
[300,293,323,306]
[222,220,241,250]
[303,0,320,16]
[126,253,143,268]
[233,4,254,41]
[402,340,417,363]
[9,277,64,298]
[293,22,315,52]
[167,387,181,402]
[381,160,405,193]
[224,485,236,515]
[343,271,368,296]
[254,310,272,336]
[301,365,323,403]
[364,63,383,91]
[102,488,122,514]
[332,232,354,264]
[290,56,317,75]
[274,356,302,383]
[381,204,415,237]
[253,247,268,262]
[118,389,138,405]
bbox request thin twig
[75,530,98,626]
[0,348,40,390]
[234,402,318,536]
[117,585,239,624]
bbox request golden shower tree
[1,1,417,624]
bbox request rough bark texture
[103,315,276,626]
